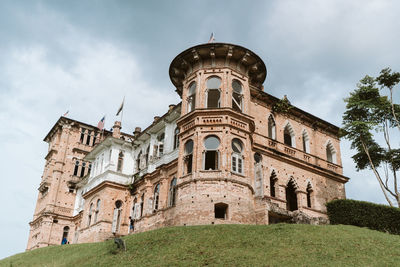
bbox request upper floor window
[306,183,313,208]
[73,160,80,176]
[204,135,220,170]
[117,151,124,172]
[232,80,243,112]
[153,183,160,211]
[231,138,244,174]
[173,127,180,150]
[136,151,142,172]
[157,132,165,157]
[169,178,177,207]
[302,130,310,153]
[267,115,276,140]
[73,160,88,178]
[94,199,101,223]
[184,140,194,174]
[326,141,337,164]
[206,77,221,108]
[88,203,93,226]
[145,145,150,166]
[283,123,295,148]
[270,170,277,197]
[187,82,196,112]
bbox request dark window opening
[140,194,144,217]
[68,184,76,193]
[86,130,92,145]
[80,162,86,177]
[284,127,292,147]
[306,184,312,208]
[92,132,98,146]
[270,173,277,197]
[61,226,69,245]
[286,180,298,211]
[207,89,220,108]
[169,178,177,207]
[187,82,196,112]
[268,116,276,140]
[214,203,228,219]
[173,128,180,149]
[80,130,85,143]
[205,151,218,170]
[154,184,160,211]
[73,161,79,176]
[117,151,124,172]
[184,140,194,174]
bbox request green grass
[2,224,400,266]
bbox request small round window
[232,138,243,153]
[204,136,220,150]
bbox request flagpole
[120,96,125,125]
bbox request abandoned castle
[27,43,349,250]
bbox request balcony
[254,134,343,175]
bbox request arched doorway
[286,179,298,211]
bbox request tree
[342,68,400,207]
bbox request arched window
[270,171,277,197]
[157,132,165,157]
[140,194,144,217]
[283,123,295,148]
[204,135,220,170]
[112,200,123,233]
[184,140,194,174]
[145,145,150,166]
[173,127,180,150]
[169,178,177,207]
[61,226,69,245]
[80,162,86,177]
[306,183,313,208]
[286,178,298,211]
[254,153,263,197]
[88,203,93,226]
[86,130,92,145]
[153,184,160,211]
[302,130,310,153]
[232,80,243,112]
[231,138,244,174]
[187,82,196,112]
[117,151,124,172]
[206,77,221,108]
[268,115,276,140]
[326,142,337,164]
[73,160,79,176]
[132,198,138,219]
[136,151,142,172]
[94,199,100,223]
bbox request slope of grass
[2,224,400,266]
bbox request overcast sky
[1,0,400,259]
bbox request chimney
[153,116,160,123]
[168,104,176,112]
[134,127,141,137]
[112,121,121,138]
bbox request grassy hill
[2,224,400,266]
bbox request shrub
[326,199,400,235]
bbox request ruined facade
[27,43,348,250]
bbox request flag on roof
[116,97,125,116]
[97,116,105,130]
[63,110,69,117]
[208,32,215,43]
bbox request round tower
[170,43,266,225]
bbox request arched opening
[286,179,298,211]
[326,142,337,164]
[254,153,263,197]
[153,183,160,211]
[88,203,93,226]
[61,226,69,245]
[145,145,150,167]
[136,151,142,172]
[184,140,194,174]
[187,82,196,112]
[302,130,310,153]
[214,203,228,219]
[140,194,144,218]
[283,124,295,147]
[268,115,276,140]
[173,127,180,150]
[231,138,244,174]
[117,151,124,172]
[232,79,243,112]
[94,199,100,223]
[206,77,221,108]
[112,200,123,233]
[306,183,313,208]
[270,171,277,197]
[73,160,79,176]
[204,135,220,170]
[169,178,177,207]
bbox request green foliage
[327,199,400,235]
[3,224,400,266]
[272,95,292,114]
